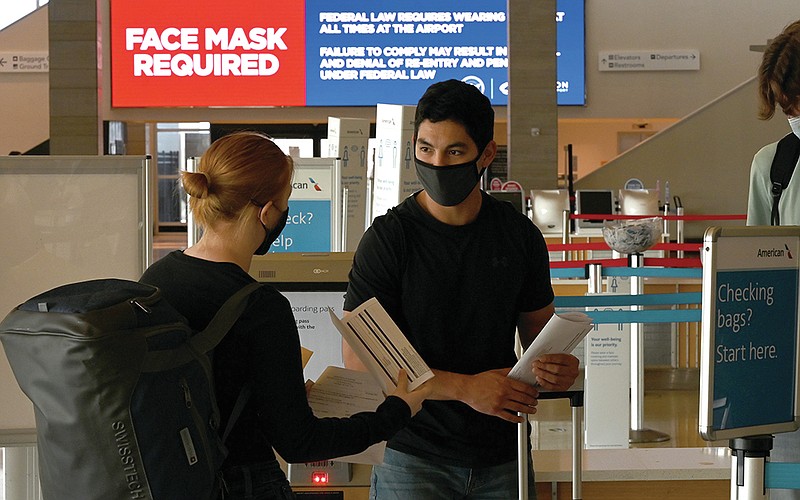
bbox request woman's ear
[259,201,274,226]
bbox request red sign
[110,1,306,107]
[501,180,523,191]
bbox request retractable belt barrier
[569,213,747,221]
[549,254,703,446]
[554,292,702,324]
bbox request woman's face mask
[414,156,486,207]
[254,206,289,255]
[789,115,800,139]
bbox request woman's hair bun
[183,170,211,199]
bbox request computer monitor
[619,189,660,216]
[575,189,615,229]
[530,189,570,234]
[487,190,526,214]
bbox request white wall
[559,0,799,120]
[558,118,678,179]
[575,78,790,239]
[0,7,48,155]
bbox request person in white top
[746,19,800,226]
[745,19,800,500]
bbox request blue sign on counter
[268,158,342,253]
[270,200,333,253]
[700,227,800,441]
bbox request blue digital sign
[557,0,586,106]
[304,0,585,106]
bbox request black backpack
[769,132,800,226]
[0,278,261,500]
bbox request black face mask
[414,156,486,207]
[254,207,289,255]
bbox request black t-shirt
[345,191,554,467]
[140,251,410,467]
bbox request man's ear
[480,140,498,167]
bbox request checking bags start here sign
[700,228,800,441]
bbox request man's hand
[532,353,580,391]
[460,368,539,423]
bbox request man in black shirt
[344,80,579,499]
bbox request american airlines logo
[292,178,323,191]
[756,244,793,258]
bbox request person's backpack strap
[190,281,264,354]
[191,282,263,444]
[770,133,800,226]
[222,386,251,443]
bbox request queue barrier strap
[550,258,628,269]
[550,265,703,279]
[554,292,702,308]
[766,462,800,489]
[547,242,703,252]
[575,309,702,324]
[571,213,746,221]
[551,268,588,279]
[602,267,702,278]
[643,257,702,268]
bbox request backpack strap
[190,281,264,354]
[770,133,800,226]
[192,282,263,445]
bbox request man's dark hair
[414,79,495,154]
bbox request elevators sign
[700,226,800,441]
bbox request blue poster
[304,0,584,106]
[712,268,798,430]
[269,200,332,253]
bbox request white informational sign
[271,158,342,253]
[371,104,418,221]
[0,52,49,73]
[584,299,631,449]
[598,50,700,72]
[284,290,347,382]
[327,117,370,251]
[700,226,800,441]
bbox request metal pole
[517,414,528,500]
[730,436,771,500]
[571,404,583,500]
[628,253,669,443]
[630,253,644,431]
[516,333,528,500]
[186,157,202,247]
[561,210,570,262]
[587,263,602,295]
[676,206,685,259]
[341,186,349,252]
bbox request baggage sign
[700,226,800,440]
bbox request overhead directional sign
[0,52,49,73]
[598,50,699,72]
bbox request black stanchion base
[629,428,671,444]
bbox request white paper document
[329,297,434,393]
[306,365,387,464]
[508,312,593,386]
